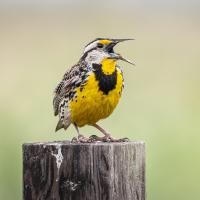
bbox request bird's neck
[100,58,117,75]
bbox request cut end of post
[23,140,145,146]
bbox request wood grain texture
[23,141,145,200]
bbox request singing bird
[53,38,134,142]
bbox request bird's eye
[97,43,104,48]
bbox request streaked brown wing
[53,64,81,116]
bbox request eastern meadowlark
[53,38,134,142]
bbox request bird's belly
[70,72,123,127]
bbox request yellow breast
[69,67,123,127]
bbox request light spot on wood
[52,144,63,181]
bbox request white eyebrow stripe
[83,41,99,53]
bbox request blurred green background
[0,0,200,199]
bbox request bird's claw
[88,135,106,142]
[117,137,130,142]
[71,134,130,143]
[71,134,89,143]
[89,135,129,143]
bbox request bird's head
[82,38,134,65]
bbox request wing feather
[53,60,89,131]
[53,64,81,116]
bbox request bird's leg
[71,123,89,143]
[90,123,129,142]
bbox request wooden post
[23,141,145,200]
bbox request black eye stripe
[97,43,104,48]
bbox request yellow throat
[101,58,117,75]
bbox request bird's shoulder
[116,65,123,74]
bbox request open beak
[113,38,135,43]
[107,38,135,65]
[116,54,135,65]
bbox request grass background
[0,1,200,199]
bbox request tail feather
[55,120,71,132]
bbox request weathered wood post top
[23,141,145,200]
